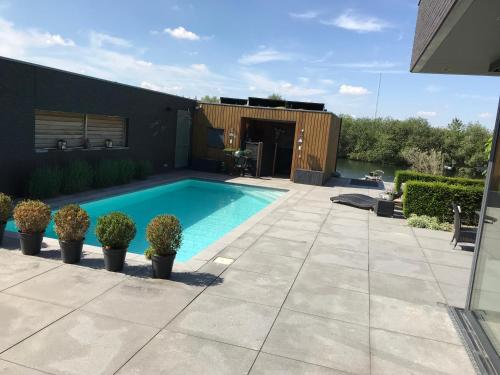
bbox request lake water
[336,159,407,182]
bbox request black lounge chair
[451,203,477,249]
[330,194,378,210]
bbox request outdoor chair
[234,155,249,176]
[364,170,384,182]
[451,203,477,249]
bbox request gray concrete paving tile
[369,272,445,305]
[168,293,278,350]
[369,254,435,281]
[309,246,368,270]
[246,235,311,259]
[315,233,369,253]
[329,210,369,221]
[369,230,420,247]
[82,278,199,328]
[370,329,476,375]
[412,227,453,241]
[0,360,47,375]
[439,282,468,308]
[0,310,158,375]
[430,264,471,288]
[280,210,327,223]
[231,251,303,279]
[250,353,344,375]
[0,293,71,352]
[217,246,247,260]
[298,262,368,293]
[422,248,473,269]
[265,227,318,243]
[4,265,124,308]
[246,224,272,236]
[117,330,257,375]
[273,219,322,232]
[416,236,456,251]
[320,223,368,239]
[206,268,293,307]
[229,232,261,249]
[370,295,461,344]
[263,309,370,374]
[369,240,425,261]
[369,223,414,235]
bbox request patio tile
[168,293,278,350]
[309,246,368,270]
[370,272,445,305]
[369,241,425,261]
[246,235,311,259]
[417,236,456,251]
[369,254,435,281]
[259,213,283,226]
[370,295,461,344]
[229,232,261,249]
[329,210,369,221]
[117,330,257,375]
[217,246,247,260]
[315,232,368,253]
[430,264,471,288]
[82,278,199,328]
[0,252,60,290]
[281,210,327,223]
[0,293,71,352]
[320,223,368,239]
[369,222,414,235]
[250,353,343,374]
[4,265,124,308]
[273,219,322,232]
[422,248,473,269]
[439,282,468,308]
[247,223,272,236]
[0,310,158,375]
[263,309,370,374]
[231,251,303,279]
[370,329,475,375]
[412,227,453,241]
[298,262,368,293]
[206,268,293,307]
[0,360,46,374]
[324,217,369,228]
[285,282,369,325]
[265,227,317,244]
[369,230,419,247]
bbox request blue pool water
[6,179,285,262]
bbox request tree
[200,95,219,103]
[268,93,284,100]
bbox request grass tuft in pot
[95,212,136,272]
[145,214,182,279]
[54,204,90,264]
[13,200,51,255]
[0,193,13,244]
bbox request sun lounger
[330,194,378,209]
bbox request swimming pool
[6,179,285,262]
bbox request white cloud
[339,84,370,96]
[298,77,310,83]
[164,26,200,40]
[90,31,131,48]
[141,81,183,92]
[242,72,326,97]
[190,63,208,71]
[238,48,292,65]
[416,111,437,118]
[289,11,319,19]
[334,61,397,69]
[322,11,390,33]
[479,112,492,118]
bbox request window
[207,127,225,149]
[34,110,127,150]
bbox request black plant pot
[19,231,44,255]
[59,239,84,264]
[103,247,127,272]
[0,221,5,244]
[151,253,176,279]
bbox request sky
[0,0,498,128]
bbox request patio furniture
[233,153,250,176]
[374,199,395,217]
[330,194,377,210]
[452,203,477,248]
[364,170,384,182]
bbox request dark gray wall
[0,57,196,196]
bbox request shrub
[116,159,135,184]
[0,193,13,222]
[403,181,483,225]
[54,204,90,241]
[145,215,182,259]
[394,170,484,192]
[400,147,443,175]
[28,166,63,198]
[13,200,51,233]
[93,160,119,188]
[134,160,153,180]
[95,212,136,249]
[61,160,94,194]
[407,214,452,231]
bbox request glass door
[469,101,500,353]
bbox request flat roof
[198,101,337,117]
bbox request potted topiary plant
[145,214,182,279]
[95,212,136,272]
[0,193,13,244]
[54,204,90,264]
[13,200,51,255]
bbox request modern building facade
[0,57,196,195]
[412,1,500,372]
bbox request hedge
[394,170,484,192]
[403,181,484,225]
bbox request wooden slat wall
[35,110,84,149]
[87,114,126,147]
[323,116,342,182]
[192,103,342,181]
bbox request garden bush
[116,159,136,184]
[145,215,182,259]
[95,212,136,249]
[394,170,483,192]
[61,160,94,194]
[54,204,90,241]
[93,160,119,188]
[134,160,153,180]
[403,181,483,225]
[28,166,63,198]
[13,200,51,233]
[407,214,451,231]
[0,193,13,222]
